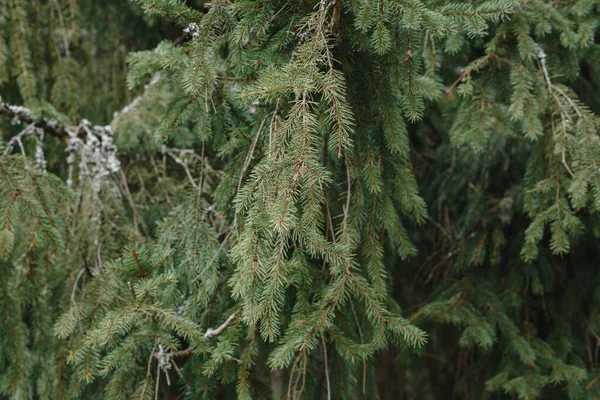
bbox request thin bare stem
[70,269,85,305]
[140,343,157,400]
[322,335,331,400]
[155,360,161,400]
[234,117,267,228]
[204,309,241,338]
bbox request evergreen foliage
[1,0,600,398]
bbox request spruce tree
[1,0,600,399]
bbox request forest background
[1,0,600,399]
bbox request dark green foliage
[1,0,600,399]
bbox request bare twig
[198,141,206,194]
[161,147,198,189]
[152,309,241,365]
[154,347,195,360]
[538,46,579,179]
[70,268,86,305]
[554,106,576,178]
[269,98,282,156]
[204,309,241,338]
[155,360,161,400]
[349,301,367,394]
[322,335,331,400]
[234,117,267,228]
[428,216,453,242]
[191,224,235,284]
[586,372,600,390]
[4,123,36,156]
[127,281,137,300]
[52,0,71,57]
[537,48,552,94]
[140,343,157,400]
[119,169,150,236]
[170,359,186,382]
[341,156,352,240]
[553,85,584,118]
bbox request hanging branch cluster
[1,0,600,399]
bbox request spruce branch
[4,0,600,397]
[537,47,585,119]
[537,46,580,178]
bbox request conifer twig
[537,47,577,179]
[587,372,600,390]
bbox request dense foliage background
[1,0,600,399]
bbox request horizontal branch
[442,8,513,17]
[155,347,195,360]
[2,74,163,143]
[0,100,97,140]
